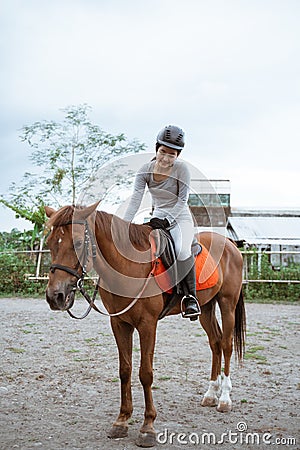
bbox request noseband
[50,219,100,319]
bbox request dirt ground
[0,298,299,450]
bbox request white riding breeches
[168,219,194,261]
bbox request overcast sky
[1,0,299,231]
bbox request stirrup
[180,295,201,319]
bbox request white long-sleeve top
[123,159,192,223]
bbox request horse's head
[45,202,99,311]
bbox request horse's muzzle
[46,287,76,311]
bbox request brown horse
[45,202,246,448]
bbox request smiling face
[156,145,179,170]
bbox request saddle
[149,229,219,319]
[150,228,178,292]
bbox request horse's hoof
[201,396,218,407]
[107,424,128,439]
[217,401,232,412]
[136,431,157,447]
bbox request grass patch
[244,345,267,362]
[128,419,140,425]
[84,338,101,346]
[247,345,265,352]
[245,298,300,305]
[244,353,267,361]
[6,347,25,353]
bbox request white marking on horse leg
[217,375,232,412]
[201,375,221,407]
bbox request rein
[49,219,156,319]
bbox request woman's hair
[150,142,160,160]
[155,142,181,154]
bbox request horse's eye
[74,240,83,249]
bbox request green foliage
[244,252,300,302]
[0,252,45,296]
[0,228,39,251]
[0,199,46,234]
[1,104,145,231]
[18,104,144,205]
[0,229,48,295]
[0,229,94,297]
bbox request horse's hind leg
[217,296,236,412]
[108,318,134,439]
[199,299,223,407]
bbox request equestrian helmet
[156,125,185,151]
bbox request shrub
[0,252,46,296]
[244,253,300,302]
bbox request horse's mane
[95,210,151,250]
[45,205,151,250]
[45,205,76,229]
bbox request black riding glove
[149,217,170,230]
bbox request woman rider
[124,125,201,320]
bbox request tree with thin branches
[1,104,145,233]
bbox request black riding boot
[177,256,201,321]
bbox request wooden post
[35,237,44,278]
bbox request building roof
[230,207,300,217]
[227,216,300,246]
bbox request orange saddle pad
[152,241,219,294]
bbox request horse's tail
[234,288,246,364]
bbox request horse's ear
[45,206,56,218]
[74,201,100,221]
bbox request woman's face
[156,145,178,169]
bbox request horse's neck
[94,213,151,275]
[94,213,129,263]
[94,212,114,254]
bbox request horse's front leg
[108,318,134,439]
[136,318,158,448]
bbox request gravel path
[0,298,299,449]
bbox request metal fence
[241,250,300,284]
[1,248,300,285]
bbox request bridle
[50,219,100,319]
[49,219,156,319]
[50,219,97,279]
